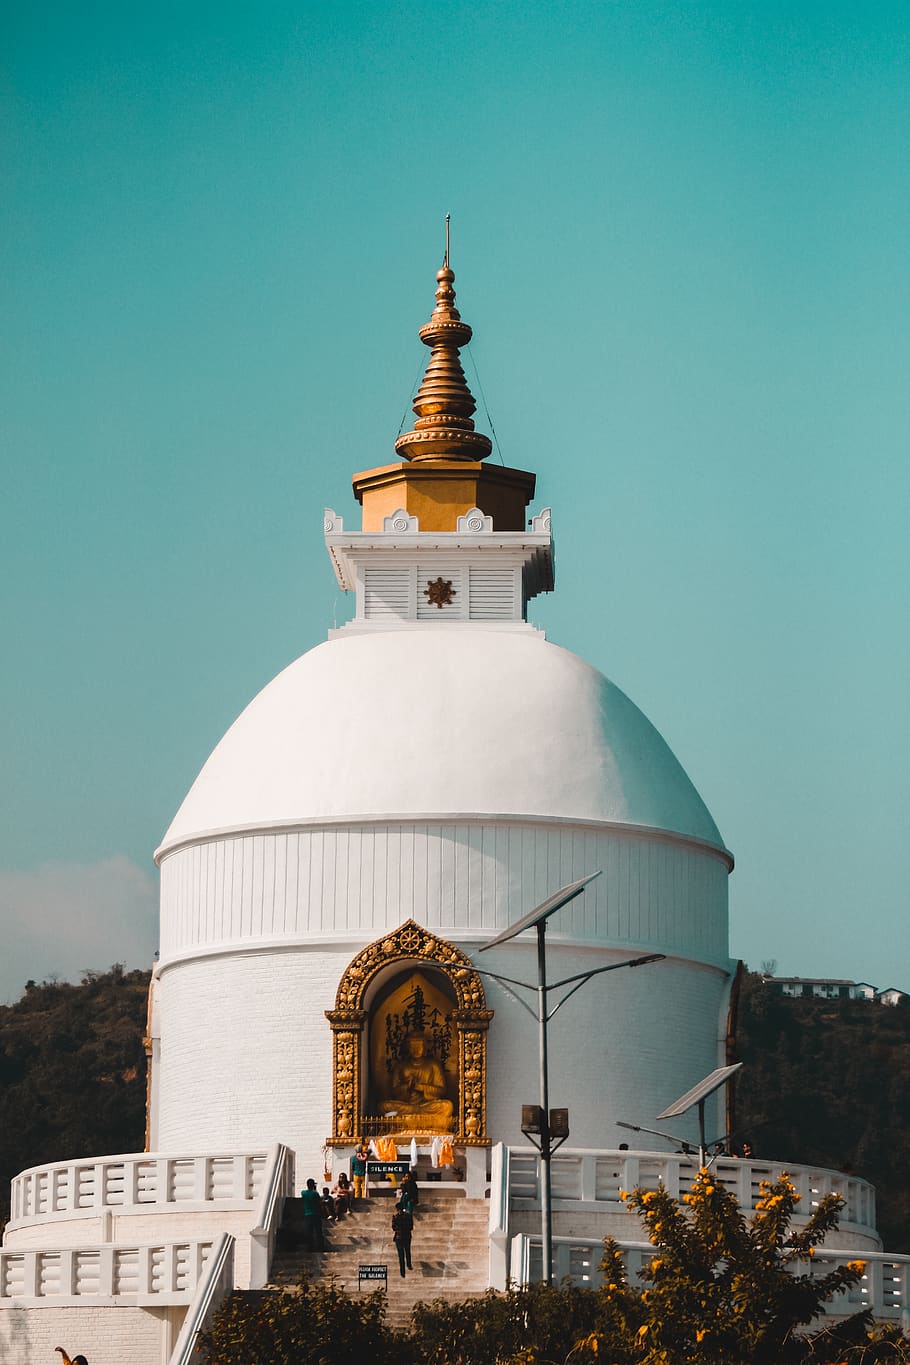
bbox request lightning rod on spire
[444,213,450,269]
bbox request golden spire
[394,230,493,464]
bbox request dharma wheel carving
[326,920,492,1146]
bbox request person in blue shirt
[300,1177,326,1250]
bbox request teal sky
[2,0,908,1002]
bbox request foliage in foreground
[199,1171,910,1365]
[581,1168,905,1364]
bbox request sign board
[359,1263,388,1287]
[366,1160,411,1176]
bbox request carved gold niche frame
[326,920,493,1146]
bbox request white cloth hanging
[409,1137,418,1168]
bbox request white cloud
[0,856,158,1003]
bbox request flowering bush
[571,1169,908,1365]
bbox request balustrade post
[581,1154,596,1202]
[23,1252,39,1298]
[621,1154,640,1191]
[138,1245,152,1296]
[126,1157,140,1206]
[99,1245,114,1297]
[864,1257,881,1316]
[195,1156,209,1202]
[737,1160,751,1209]
[92,1162,104,1211]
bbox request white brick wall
[0,1302,180,1365]
[153,936,733,1172]
[155,949,342,1175]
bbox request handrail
[169,1233,235,1365]
[249,1143,294,1289]
[488,1142,509,1237]
[251,1144,293,1235]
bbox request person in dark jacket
[399,1169,419,1216]
[391,1202,413,1277]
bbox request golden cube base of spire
[352,461,536,533]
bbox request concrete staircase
[268,1186,491,1328]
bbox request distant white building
[766,977,877,1001]
[764,977,907,1004]
[2,257,907,1363]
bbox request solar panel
[656,1063,743,1120]
[479,872,602,951]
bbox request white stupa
[149,255,735,1179]
[2,253,899,1365]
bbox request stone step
[270,1193,491,1328]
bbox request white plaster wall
[159,821,730,968]
[0,1303,179,1365]
[154,938,734,1175]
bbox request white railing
[488,1143,511,1290]
[9,1150,270,1228]
[169,1233,235,1365]
[250,1144,295,1289]
[505,1147,877,1239]
[0,1237,219,1306]
[509,1235,910,1324]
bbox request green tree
[0,966,150,1227]
[574,1169,908,1365]
[734,971,910,1253]
[199,1277,402,1365]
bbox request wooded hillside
[734,969,910,1253]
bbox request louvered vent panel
[469,567,516,620]
[364,568,411,618]
[416,566,463,619]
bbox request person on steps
[300,1177,326,1250]
[391,1201,413,1278]
[399,1169,419,1217]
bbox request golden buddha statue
[379,1033,454,1128]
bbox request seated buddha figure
[379,1033,454,1129]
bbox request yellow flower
[696,1329,707,1343]
[847,1260,866,1275]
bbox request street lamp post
[475,874,665,1284]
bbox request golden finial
[394,225,492,464]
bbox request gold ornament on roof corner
[394,216,493,465]
[424,576,456,609]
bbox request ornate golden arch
[326,920,493,1146]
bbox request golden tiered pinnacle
[394,254,493,464]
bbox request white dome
[157,630,726,858]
